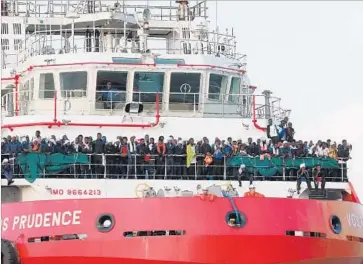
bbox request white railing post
[223,156,227,180]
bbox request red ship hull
[2,197,363,264]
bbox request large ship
[1,0,363,263]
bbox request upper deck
[1,0,290,140]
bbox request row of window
[1,23,22,35]
[27,71,243,103]
[1,39,22,50]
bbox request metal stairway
[308,189,328,200]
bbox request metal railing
[2,0,208,20]
[11,25,241,65]
[1,89,289,120]
[1,153,349,182]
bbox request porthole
[330,215,342,234]
[225,211,247,228]
[96,214,115,233]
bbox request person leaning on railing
[0,132,352,181]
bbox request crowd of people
[1,118,352,187]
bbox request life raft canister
[1,239,19,264]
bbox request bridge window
[228,77,241,103]
[95,71,128,110]
[60,71,87,98]
[208,73,228,100]
[14,39,22,50]
[133,72,164,103]
[1,23,8,34]
[39,73,55,99]
[1,39,9,50]
[169,72,201,110]
[13,23,21,35]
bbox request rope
[223,192,241,225]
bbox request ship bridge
[1,0,290,139]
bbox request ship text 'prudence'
[1,210,82,231]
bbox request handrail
[1,89,289,123]
[252,95,267,132]
[1,93,160,131]
[5,24,243,68]
[0,153,350,182]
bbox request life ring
[135,183,150,198]
[1,239,19,264]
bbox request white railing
[2,0,208,20]
[1,90,289,120]
[12,26,242,65]
[0,153,349,182]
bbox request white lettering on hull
[347,213,363,229]
[2,210,82,232]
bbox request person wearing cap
[296,163,312,194]
[2,159,14,186]
[243,184,265,197]
[237,164,246,187]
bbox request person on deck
[102,81,118,109]
[266,119,280,144]
[296,163,312,194]
[243,184,265,197]
[2,159,14,186]
[313,164,326,190]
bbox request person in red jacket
[244,184,265,197]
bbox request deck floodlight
[124,102,143,114]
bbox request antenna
[215,1,218,31]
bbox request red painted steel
[252,95,267,132]
[1,93,161,131]
[348,182,361,203]
[53,91,57,122]
[14,74,20,116]
[2,197,363,264]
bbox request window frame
[13,23,21,35]
[228,76,242,103]
[208,73,229,101]
[168,71,203,104]
[132,71,165,103]
[59,71,88,98]
[38,72,56,99]
[95,70,129,103]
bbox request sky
[206,1,363,198]
[132,0,363,199]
